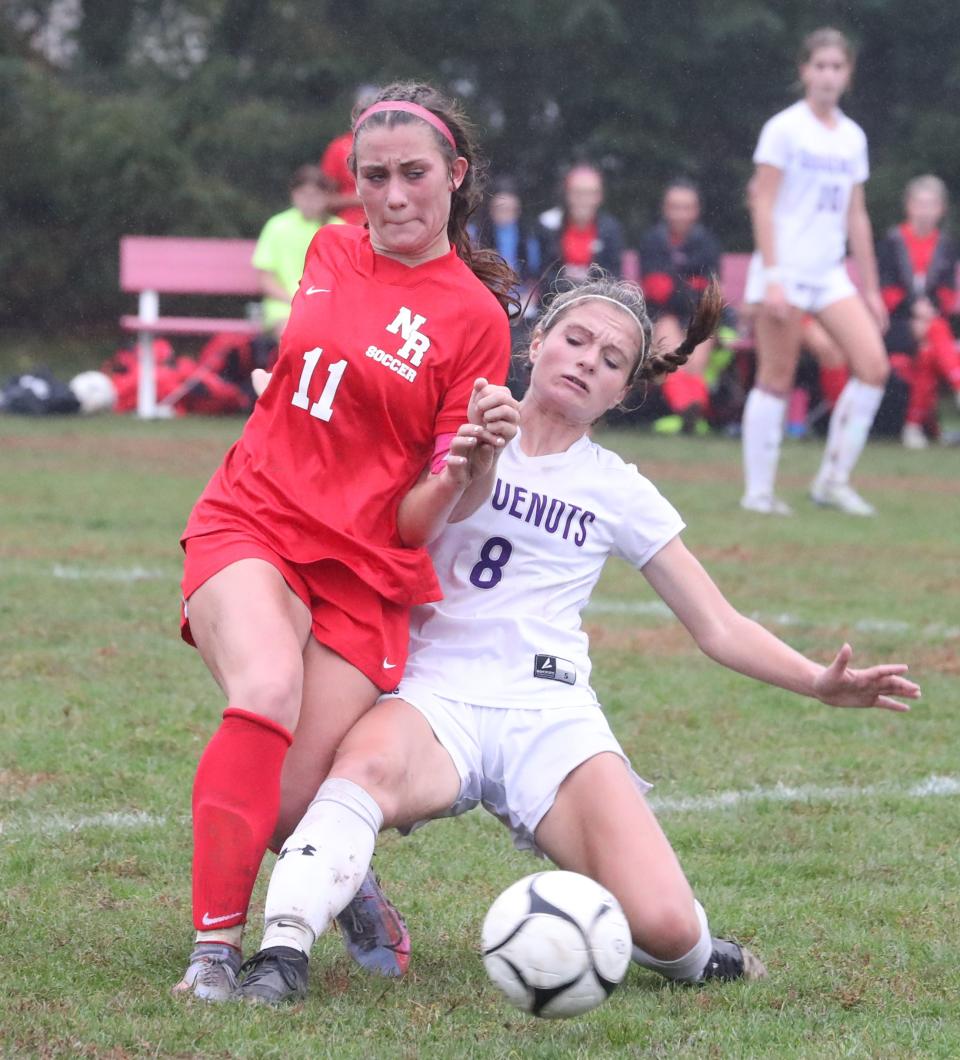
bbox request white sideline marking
[0,810,168,837]
[648,774,960,814]
[3,775,957,838]
[20,572,959,638]
[51,564,169,582]
[587,597,960,639]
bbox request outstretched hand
[813,643,920,712]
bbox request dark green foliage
[2,0,960,331]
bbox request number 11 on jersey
[291,347,347,422]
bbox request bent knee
[855,362,889,389]
[227,669,302,729]
[330,749,407,820]
[633,900,702,961]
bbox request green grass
[2,414,958,1059]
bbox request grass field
[2,414,958,1059]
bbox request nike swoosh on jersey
[306,286,331,295]
[383,658,398,669]
[201,911,245,926]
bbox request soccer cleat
[809,479,876,517]
[234,946,309,1005]
[336,869,411,977]
[700,938,768,983]
[901,423,929,450]
[740,493,793,516]
[171,942,242,1002]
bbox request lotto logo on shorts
[533,654,576,685]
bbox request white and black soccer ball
[481,870,632,1019]
[69,371,117,414]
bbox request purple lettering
[508,486,528,519]
[561,504,582,540]
[525,492,548,527]
[574,511,596,547]
[491,478,509,511]
[544,498,565,534]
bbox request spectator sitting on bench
[536,163,625,297]
[640,178,736,435]
[878,174,960,448]
[252,165,344,341]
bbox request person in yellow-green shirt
[252,165,344,336]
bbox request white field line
[647,774,960,814]
[2,775,958,839]
[51,564,170,582]
[586,597,960,639]
[0,809,170,837]
[4,569,956,638]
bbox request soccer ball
[481,870,632,1019]
[69,371,117,414]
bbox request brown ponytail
[635,275,725,382]
[350,81,519,318]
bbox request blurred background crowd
[2,1,959,445]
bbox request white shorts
[744,253,857,313]
[379,680,652,855]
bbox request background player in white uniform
[235,274,918,1003]
[741,27,890,517]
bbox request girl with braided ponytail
[235,274,918,1003]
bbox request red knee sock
[818,366,849,409]
[191,707,293,932]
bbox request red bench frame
[119,236,261,417]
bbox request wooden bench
[119,236,261,417]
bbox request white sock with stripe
[259,778,383,956]
[816,379,884,486]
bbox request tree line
[2,0,959,331]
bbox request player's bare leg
[173,559,312,1001]
[272,639,382,847]
[534,752,766,983]
[235,699,461,1002]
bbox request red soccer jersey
[319,132,367,226]
[183,225,511,606]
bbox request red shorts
[181,528,409,691]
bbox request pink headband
[353,100,457,151]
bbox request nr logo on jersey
[364,305,432,385]
[533,654,576,686]
[385,306,431,366]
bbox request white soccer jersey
[754,100,869,279]
[401,432,685,709]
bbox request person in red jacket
[878,174,960,448]
[172,81,519,1001]
[319,84,379,225]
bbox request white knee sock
[816,379,884,486]
[631,899,713,983]
[741,388,787,500]
[260,778,383,956]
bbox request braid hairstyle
[533,268,725,393]
[350,81,519,318]
[637,275,725,383]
